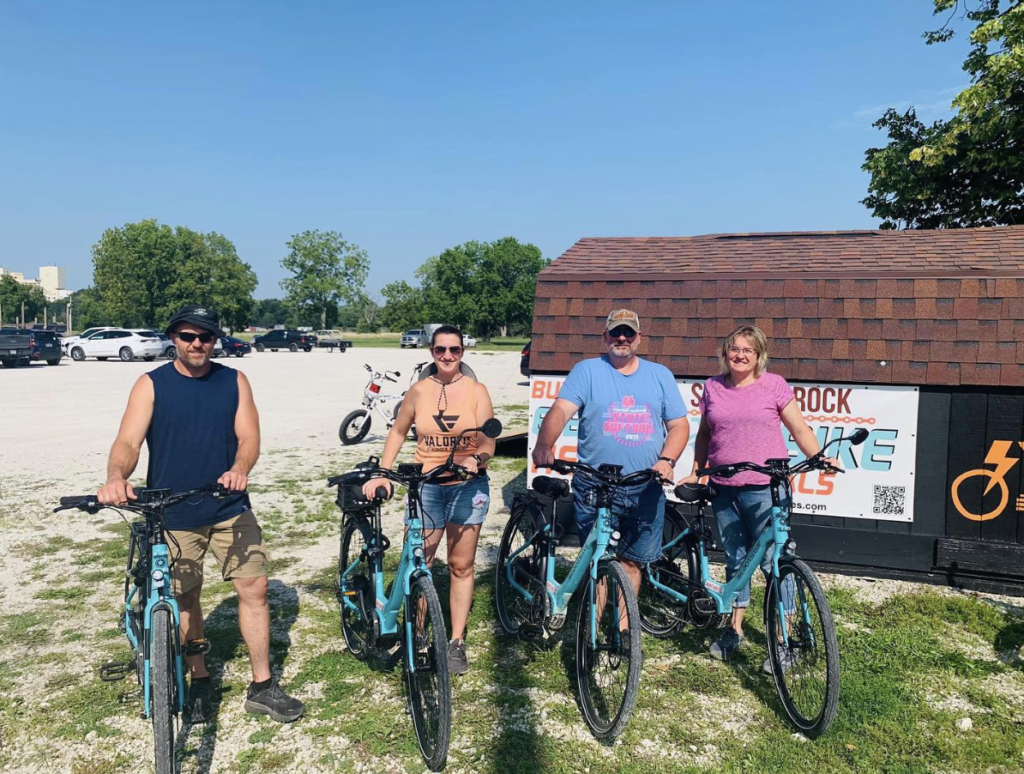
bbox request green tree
[92,219,257,327]
[67,286,111,331]
[280,230,369,329]
[0,275,47,325]
[252,298,293,328]
[863,1,1024,227]
[475,237,547,339]
[379,280,426,332]
[420,241,487,330]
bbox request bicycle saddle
[532,476,570,500]
[417,361,478,381]
[674,483,717,503]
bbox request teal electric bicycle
[55,484,228,774]
[330,417,502,771]
[637,428,869,738]
[494,460,662,740]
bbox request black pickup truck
[0,328,62,367]
[251,329,318,352]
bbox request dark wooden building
[531,227,1024,592]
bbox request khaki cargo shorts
[169,509,268,596]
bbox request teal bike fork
[128,542,186,718]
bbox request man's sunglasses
[607,326,637,340]
[432,345,463,356]
[175,331,216,344]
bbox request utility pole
[66,300,72,333]
[21,301,25,326]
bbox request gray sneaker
[709,629,746,661]
[448,638,468,675]
[763,644,800,675]
[244,680,305,723]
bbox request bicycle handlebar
[543,460,665,489]
[54,483,232,514]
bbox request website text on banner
[528,376,919,523]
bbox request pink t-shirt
[697,372,795,487]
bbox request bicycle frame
[338,487,431,671]
[123,515,187,717]
[503,491,619,647]
[645,480,796,642]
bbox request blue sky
[0,1,971,296]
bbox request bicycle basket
[337,482,374,512]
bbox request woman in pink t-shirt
[681,325,835,671]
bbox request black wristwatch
[471,453,485,466]
[658,456,677,466]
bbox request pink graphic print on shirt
[602,395,655,448]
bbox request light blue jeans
[712,483,795,612]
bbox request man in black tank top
[97,305,304,725]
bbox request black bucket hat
[165,305,225,338]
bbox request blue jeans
[573,478,665,564]
[712,483,794,611]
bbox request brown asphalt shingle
[531,227,1024,387]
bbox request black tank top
[146,362,251,529]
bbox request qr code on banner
[873,485,906,516]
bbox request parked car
[401,329,425,348]
[0,328,35,368]
[314,329,353,353]
[251,329,317,352]
[27,329,63,366]
[61,326,116,355]
[128,329,177,359]
[219,335,252,358]
[463,333,478,348]
[66,329,164,362]
[520,340,531,377]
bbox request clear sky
[0,1,972,296]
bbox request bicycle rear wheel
[150,607,176,774]
[494,502,544,634]
[575,560,642,740]
[764,557,840,738]
[404,576,451,771]
[338,517,374,658]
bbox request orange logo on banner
[951,441,1024,522]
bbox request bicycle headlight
[413,547,424,559]
[152,570,164,582]
[611,531,621,542]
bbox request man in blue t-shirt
[532,309,689,594]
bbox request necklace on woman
[430,373,464,413]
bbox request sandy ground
[0,347,528,490]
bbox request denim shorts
[405,476,490,531]
[573,478,665,564]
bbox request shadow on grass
[177,579,300,774]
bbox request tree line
[59,219,546,337]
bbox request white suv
[67,329,165,362]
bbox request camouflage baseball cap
[605,308,641,333]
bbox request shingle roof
[531,227,1024,387]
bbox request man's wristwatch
[471,453,485,466]
[658,456,677,466]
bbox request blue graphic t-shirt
[558,356,686,475]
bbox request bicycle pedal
[184,638,212,656]
[518,623,543,640]
[99,660,132,681]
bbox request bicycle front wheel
[150,607,176,774]
[764,557,840,738]
[404,576,451,771]
[575,560,642,740]
[338,517,374,658]
[494,502,544,635]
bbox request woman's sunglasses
[432,345,463,357]
[175,331,216,344]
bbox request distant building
[0,265,71,301]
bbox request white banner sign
[528,375,919,522]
